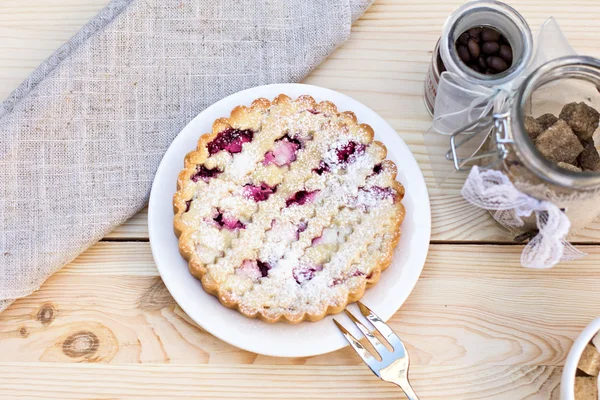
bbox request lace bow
[462,167,586,268]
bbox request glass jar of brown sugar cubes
[424,0,533,115]
[488,56,600,234]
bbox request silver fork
[334,302,420,400]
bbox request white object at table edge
[148,83,431,357]
[562,316,600,400]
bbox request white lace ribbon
[461,167,586,269]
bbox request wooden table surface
[2,1,600,399]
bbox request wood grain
[2,1,600,399]
[0,363,561,399]
[1,242,598,367]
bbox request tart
[173,94,405,323]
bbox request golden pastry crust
[173,94,405,323]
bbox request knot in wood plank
[18,326,28,338]
[37,304,56,326]
[62,331,99,358]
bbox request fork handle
[395,381,419,400]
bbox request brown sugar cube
[524,115,544,140]
[578,343,600,376]
[578,139,600,171]
[592,331,600,351]
[536,113,559,130]
[535,120,584,164]
[557,162,582,172]
[575,376,598,399]
[559,102,600,141]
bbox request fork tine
[344,309,387,358]
[357,301,406,353]
[333,319,379,371]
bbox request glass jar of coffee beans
[424,0,533,115]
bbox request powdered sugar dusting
[178,96,404,319]
[229,151,255,180]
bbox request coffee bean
[499,44,513,63]
[488,56,508,72]
[467,39,480,58]
[481,28,500,42]
[482,41,500,55]
[454,26,513,76]
[468,27,482,38]
[478,56,487,70]
[457,46,471,63]
[457,32,469,46]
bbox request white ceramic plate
[148,83,431,357]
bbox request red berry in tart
[285,190,319,207]
[190,165,222,182]
[243,183,277,202]
[207,128,254,155]
[263,135,302,166]
[212,209,245,230]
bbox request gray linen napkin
[0,0,372,312]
